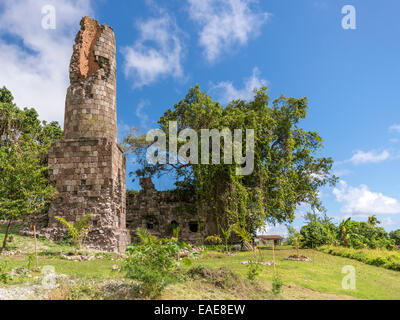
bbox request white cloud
[187,0,269,62]
[0,0,93,124]
[333,180,400,216]
[333,168,353,178]
[210,67,267,103]
[118,99,153,142]
[347,149,390,165]
[381,217,395,228]
[136,100,152,131]
[122,14,184,88]
[389,124,400,133]
[117,122,131,143]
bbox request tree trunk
[0,219,12,253]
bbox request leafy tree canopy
[124,85,337,241]
[0,86,62,162]
[0,86,61,251]
[300,212,338,248]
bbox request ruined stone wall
[126,178,218,243]
[46,17,129,253]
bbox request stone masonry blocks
[47,17,129,252]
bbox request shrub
[338,218,393,249]
[389,229,400,246]
[272,273,283,295]
[55,213,92,249]
[0,261,12,284]
[246,260,261,281]
[205,235,223,245]
[300,215,394,250]
[318,245,400,271]
[300,213,337,248]
[124,228,195,298]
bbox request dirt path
[281,284,357,300]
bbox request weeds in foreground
[48,279,143,300]
[55,213,92,249]
[247,260,261,281]
[0,261,12,284]
[272,273,283,295]
[124,228,196,298]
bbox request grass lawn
[191,247,400,300]
[0,224,123,282]
[1,224,400,300]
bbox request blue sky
[1,0,400,234]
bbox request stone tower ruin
[46,17,130,252]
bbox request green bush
[205,235,223,245]
[390,229,400,246]
[299,214,394,250]
[0,261,12,284]
[246,260,261,281]
[55,213,92,249]
[318,245,400,271]
[338,218,393,249]
[299,213,337,248]
[272,273,283,295]
[124,228,195,298]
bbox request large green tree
[300,212,338,248]
[0,87,61,251]
[125,85,337,243]
[0,86,62,161]
[0,141,56,252]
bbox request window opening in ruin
[145,216,157,230]
[189,221,199,233]
[147,223,154,230]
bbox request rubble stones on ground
[233,243,254,251]
[285,255,311,262]
[240,261,276,266]
[179,245,204,258]
[0,273,70,300]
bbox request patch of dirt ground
[279,283,357,300]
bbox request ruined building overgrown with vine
[24,17,217,252]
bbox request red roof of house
[257,235,284,240]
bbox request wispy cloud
[135,100,152,131]
[389,124,400,133]
[210,67,267,104]
[117,122,131,143]
[333,180,400,216]
[347,149,390,165]
[122,13,184,88]
[187,0,269,62]
[0,0,92,124]
[332,168,353,178]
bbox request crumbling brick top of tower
[69,16,115,84]
[77,16,101,79]
[64,16,117,141]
